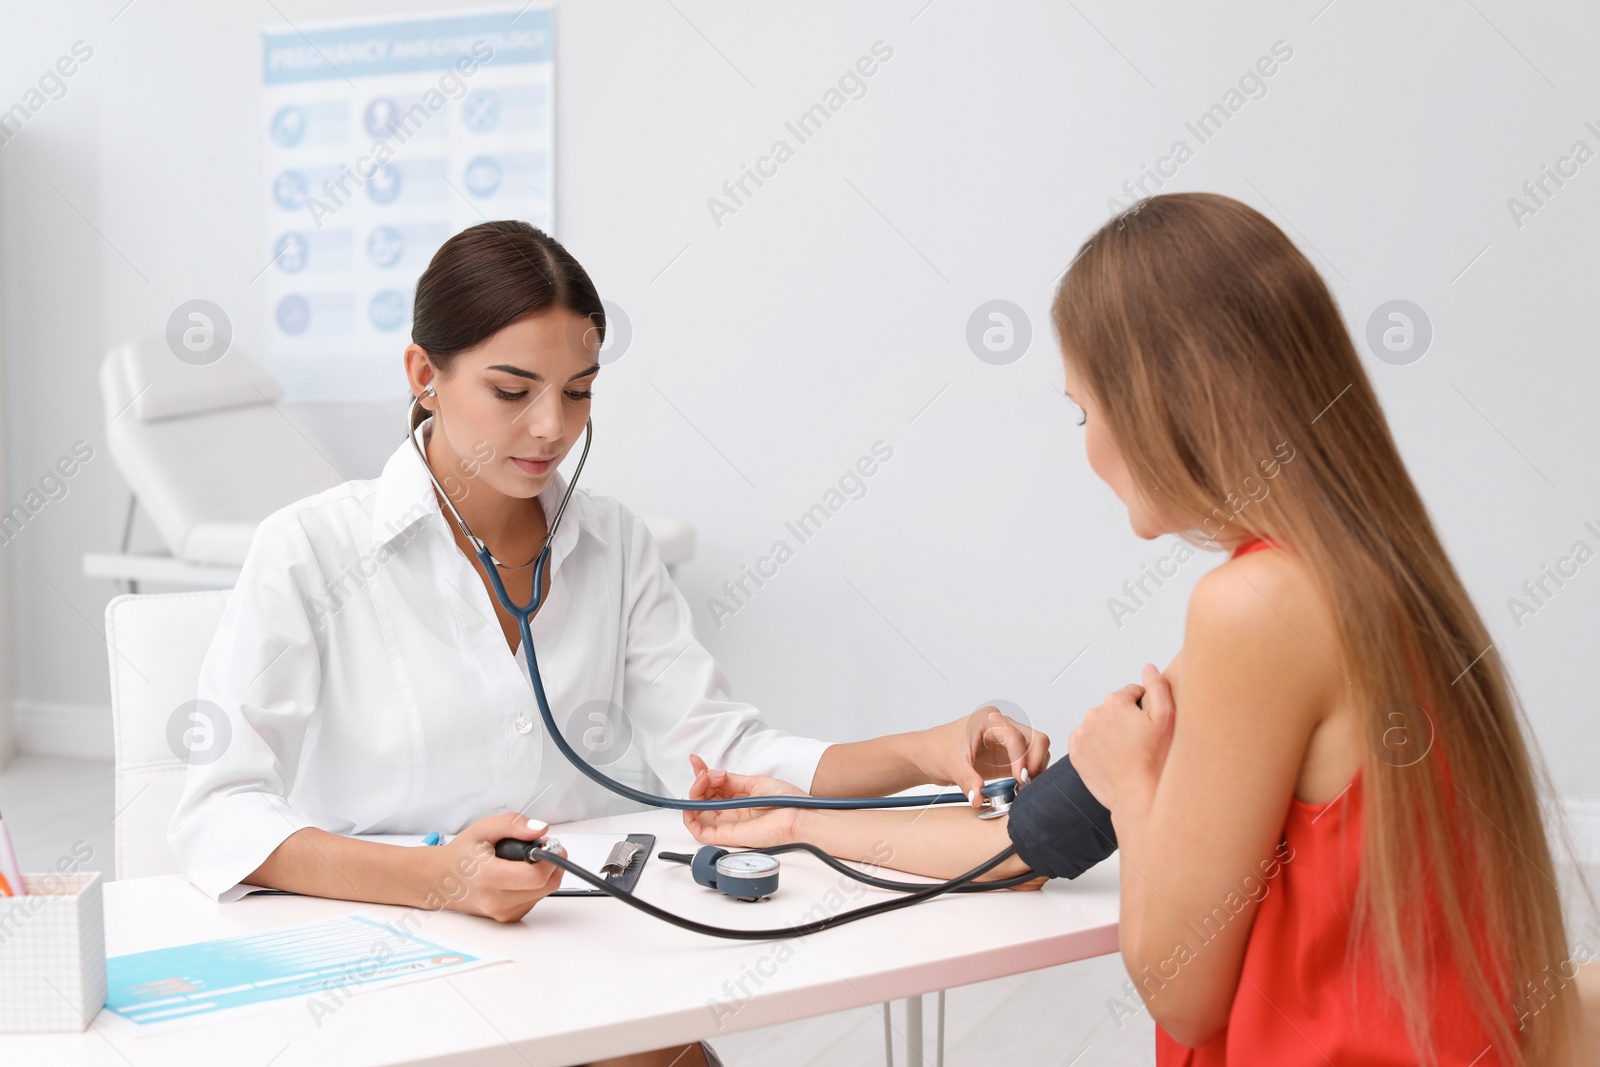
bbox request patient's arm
[684,752,1117,888]
[683,756,1118,888]
[792,806,1041,885]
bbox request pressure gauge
[691,847,781,901]
[714,852,780,901]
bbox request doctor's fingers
[1019,726,1050,782]
[469,810,552,848]
[992,720,1032,780]
[476,865,567,923]
[973,713,1034,784]
[482,845,567,894]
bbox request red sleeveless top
[1154,538,1505,1066]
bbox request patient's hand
[682,753,805,849]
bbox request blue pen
[421,832,442,846]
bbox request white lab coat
[168,417,833,901]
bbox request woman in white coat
[168,220,1044,1067]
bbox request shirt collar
[371,416,606,555]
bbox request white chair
[104,589,230,880]
[89,338,346,590]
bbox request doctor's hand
[1068,663,1176,813]
[916,706,1050,809]
[433,812,567,923]
[681,753,805,850]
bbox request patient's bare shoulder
[1183,545,1345,712]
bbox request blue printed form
[104,914,501,1031]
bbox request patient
[686,193,1596,1064]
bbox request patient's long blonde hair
[1052,192,1586,1065]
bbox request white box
[0,872,107,1032]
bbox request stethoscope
[408,391,1034,936]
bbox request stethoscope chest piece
[692,847,781,901]
[977,779,1018,820]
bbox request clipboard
[551,833,654,896]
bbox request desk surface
[1,808,1121,1066]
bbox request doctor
[168,219,1046,926]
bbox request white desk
[1,809,1121,1065]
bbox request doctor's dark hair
[409,220,605,432]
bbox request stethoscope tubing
[409,395,1034,938]
[676,840,1044,893]
[501,838,1027,939]
[410,396,1016,811]
[506,564,1010,810]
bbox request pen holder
[0,871,107,1032]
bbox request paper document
[102,913,500,1034]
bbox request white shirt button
[514,715,534,735]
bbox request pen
[421,832,442,846]
[0,807,25,897]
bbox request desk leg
[887,992,946,1066]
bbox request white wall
[2,3,1597,830]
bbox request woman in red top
[1053,194,1586,1065]
[1136,541,1505,1065]
[682,193,1592,1063]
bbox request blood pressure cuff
[1005,755,1118,880]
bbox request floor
[3,752,1595,1066]
[706,955,1157,1066]
[0,753,116,886]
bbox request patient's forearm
[810,735,928,797]
[791,805,1036,882]
[247,828,443,908]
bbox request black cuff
[1004,755,1118,880]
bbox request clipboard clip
[599,839,644,876]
